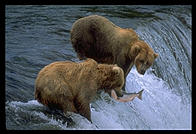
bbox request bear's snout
[136,66,146,75]
[140,69,146,75]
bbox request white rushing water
[6,67,191,130]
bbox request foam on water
[90,67,191,130]
[6,67,191,130]
[125,68,191,129]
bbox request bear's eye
[116,84,122,88]
[139,59,144,63]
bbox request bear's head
[129,40,158,75]
[97,64,124,97]
[111,66,124,97]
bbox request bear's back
[35,61,76,90]
[35,60,98,91]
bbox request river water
[5,5,192,130]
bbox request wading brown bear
[70,15,158,89]
[35,58,124,122]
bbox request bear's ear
[86,58,97,64]
[112,66,120,75]
[154,53,159,59]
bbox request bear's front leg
[74,96,91,122]
[61,99,78,114]
[113,55,127,91]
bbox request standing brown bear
[35,58,124,122]
[70,15,158,88]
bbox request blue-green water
[5,5,192,130]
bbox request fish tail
[137,89,144,100]
[111,90,118,100]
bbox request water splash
[6,67,191,130]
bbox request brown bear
[35,58,124,122]
[70,15,158,88]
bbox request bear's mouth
[140,70,145,75]
[137,68,146,75]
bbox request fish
[111,89,144,102]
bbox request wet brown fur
[70,15,158,80]
[35,58,124,121]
